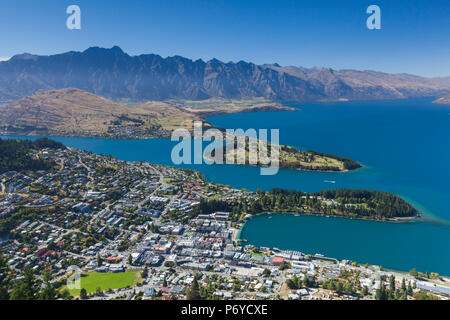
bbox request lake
[4,98,450,274]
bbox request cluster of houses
[1,147,449,301]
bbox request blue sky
[0,0,449,76]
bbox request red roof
[35,248,48,257]
[272,257,285,264]
[106,257,121,262]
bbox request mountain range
[0,46,449,103]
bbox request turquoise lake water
[4,98,450,274]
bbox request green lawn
[61,270,141,296]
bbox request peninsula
[0,88,360,173]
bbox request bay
[4,98,450,274]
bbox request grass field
[61,270,142,296]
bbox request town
[0,143,449,300]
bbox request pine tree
[407,281,413,295]
[186,274,201,300]
[389,275,396,299]
[79,288,87,300]
[97,253,102,267]
[401,289,408,300]
[142,266,148,278]
[39,269,57,300]
[0,254,11,300]
[10,267,40,300]
[375,281,387,300]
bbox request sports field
[62,270,142,296]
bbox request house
[109,264,125,273]
[213,212,230,221]
[106,256,122,264]
[272,257,285,266]
[72,202,91,214]
[144,287,155,297]
[85,190,103,199]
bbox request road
[137,164,166,209]
[78,156,94,188]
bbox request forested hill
[311,189,418,219]
[0,138,64,173]
[193,188,419,221]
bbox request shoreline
[240,210,421,225]
[3,136,446,277]
[236,213,450,277]
[3,133,363,174]
[0,100,297,141]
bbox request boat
[324,180,336,184]
[315,253,324,257]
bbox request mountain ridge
[0,46,449,103]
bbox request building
[272,257,285,266]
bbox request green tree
[409,268,418,278]
[375,281,388,300]
[10,267,41,300]
[95,287,103,296]
[39,269,57,300]
[389,275,396,299]
[0,254,11,300]
[79,288,87,300]
[401,289,408,300]
[361,286,368,297]
[186,274,201,300]
[60,288,72,300]
[401,278,406,291]
[407,281,413,295]
[141,266,148,279]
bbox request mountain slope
[264,65,450,100]
[0,46,449,103]
[0,88,203,138]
